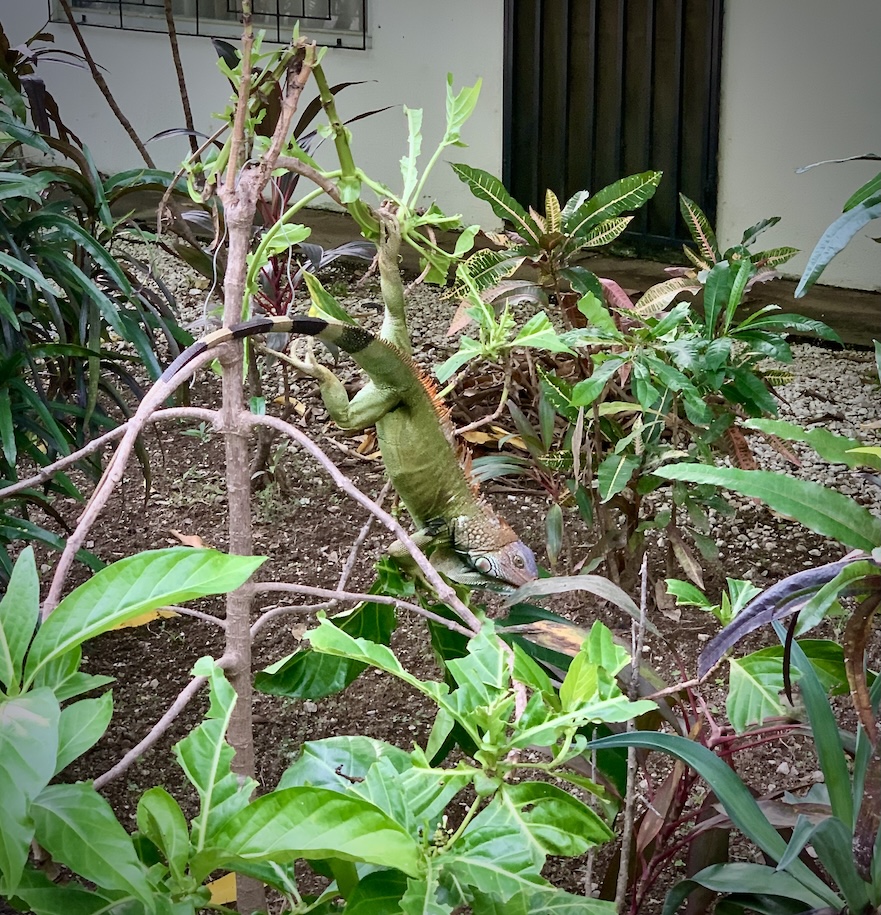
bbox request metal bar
[703,0,724,224]
[531,0,543,203]
[642,0,657,235]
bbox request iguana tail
[160,315,367,384]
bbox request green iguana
[159,223,537,592]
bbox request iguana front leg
[287,339,399,430]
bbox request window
[51,0,369,49]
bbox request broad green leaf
[435,336,484,381]
[443,75,482,146]
[652,465,881,551]
[447,824,544,902]
[450,163,541,244]
[0,689,60,892]
[512,311,573,354]
[24,549,265,690]
[727,652,786,733]
[255,600,395,699]
[743,418,881,471]
[303,270,356,324]
[136,787,190,883]
[0,547,39,695]
[796,196,881,296]
[399,871,449,915]
[576,291,619,336]
[400,105,424,204]
[0,387,15,467]
[30,783,153,907]
[256,222,311,260]
[175,657,256,852]
[741,216,781,247]
[584,620,631,677]
[346,870,412,914]
[204,786,422,879]
[597,452,641,503]
[0,867,123,915]
[54,693,113,774]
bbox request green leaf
[435,336,484,382]
[652,465,881,551]
[255,599,395,699]
[0,547,40,695]
[576,292,620,336]
[30,783,154,907]
[450,163,541,245]
[346,870,412,914]
[0,867,122,915]
[588,733,841,909]
[303,270,356,324]
[54,693,113,774]
[584,620,631,676]
[743,418,881,470]
[796,196,881,296]
[563,172,662,248]
[679,193,720,262]
[597,452,641,503]
[136,787,191,883]
[0,689,60,892]
[24,549,264,690]
[443,74,482,146]
[399,871,449,915]
[204,786,423,879]
[512,312,573,354]
[570,357,626,407]
[400,105,424,204]
[726,652,786,733]
[664,863,836,915]
[175,658,257,852]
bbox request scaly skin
[160,216,537,590]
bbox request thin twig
[250,582,474,639]
[274,155,344,206]
[336,481,390,591]
[247,412,483,634]
[93,669,214,790]
[163,0,199,159]
[615,555,648,913]
[455,358,513,436]
[161,605,226,628]
[43,350,220,616]
[0,407,218,502]
[58,0,156,167]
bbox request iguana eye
[512,555,525,569]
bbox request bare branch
[94,670,210,790]
[250,581,474,639]
[43,350,221,616]
[337,481,390,590]
[274,155,345,207]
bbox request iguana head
[447,514,538,592]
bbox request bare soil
[47,253,881,912]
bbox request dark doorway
[503,0,723,247]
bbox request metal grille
[503,0,723,247]
[51,0,369,49]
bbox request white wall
[2,1,504,225]
[4,2,880,290]
[717,0,881,291]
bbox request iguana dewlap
[161,314,538,591]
